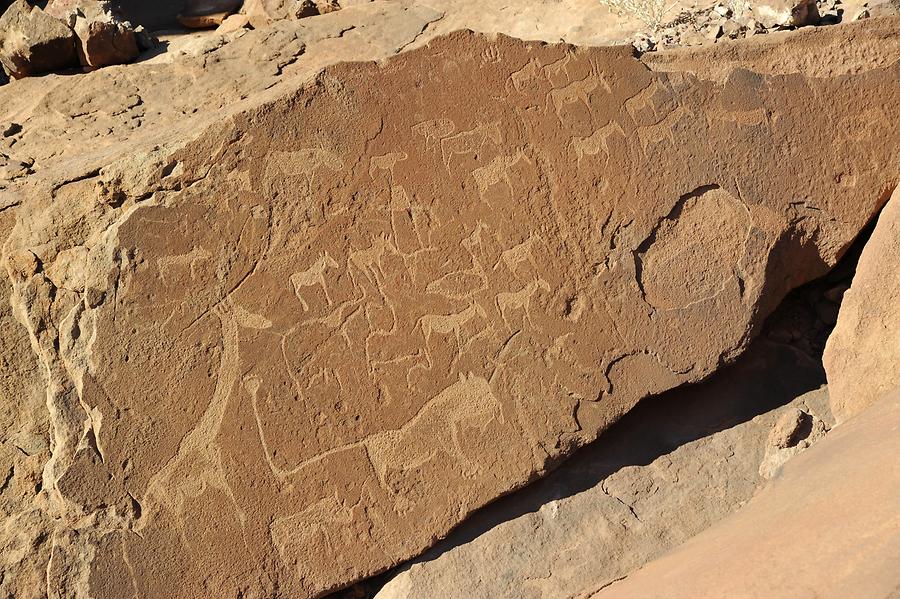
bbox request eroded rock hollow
[2,28,898,598]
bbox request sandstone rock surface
[824,186,900,422]
[595,386,900,598]
[0,206,48,599]
[244,0,341,28]
[376,340,832,599]
[642,15,900,80]
[0,12,898,599]
[0,0,78,78]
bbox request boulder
[593,387,900,598]
[2,27,897,598]
[46,0,140,68]
[753,0,820,26]
[0,0,78,78]
[824,186,900,422]
[0,207,51,599]
[216,13,252,33]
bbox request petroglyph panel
[12,31,897,599]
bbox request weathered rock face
[595,386,900,598]
[244,0,342,28]
[3,28,896,597]
[46,0,140,68]
[0,0,78,79]
[376,339,832,599]
[0,204,50,599]
[824,186,900,422]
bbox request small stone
[706,24,723,39]
[722,19,742,36]
[85,287,106,308]
[632,33,656,52]
[680,29,706,45]
[8,249,39,278]
[769,408,807,449]
[216,13,251,33]
[791,0,821,25]
[714,4,732,16]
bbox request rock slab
[824,185,900,422]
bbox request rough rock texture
[244,0,342,28]
[824,186,900,422]
[3,26,898,598]
[0,205,49,599]
[46,0,140,68]
[0,11,898,599]
[642,15,900,80]
[596,386,900,598]
[376,339,832,599]
[0,0,78,78]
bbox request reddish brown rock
[824,186,900,422]
[3,26,897,598]
[45,0,141,68]
[376,345,832,599]
[0,0,78,78]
